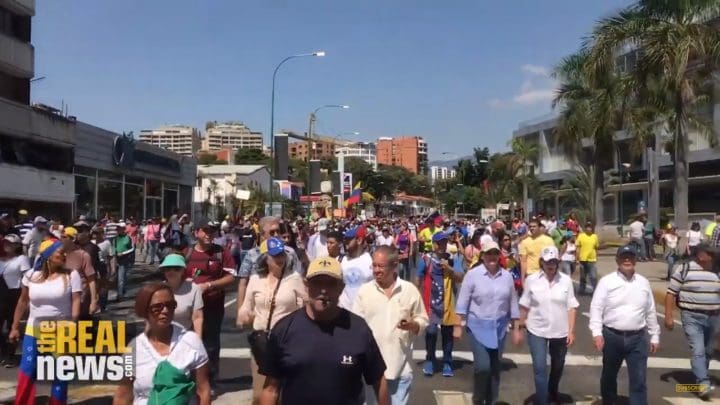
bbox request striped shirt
[14,222,33,239]
[667,261,720,311]
[104,223,118,240]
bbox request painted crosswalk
[218,348,718,371]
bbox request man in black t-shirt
[260,257,389,405]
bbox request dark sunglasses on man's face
[149,300,177,314]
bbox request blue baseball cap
[266,237,285,256]
[432,232,449,243]
[558,219,566,226]
[344,225,367,240]
[616,244,637,258]
[517,224,528,235]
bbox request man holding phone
[354,246,429,404]
[416,232,465,377]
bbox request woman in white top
[114,283,211,405]
[559,233,577,277]
[237,238,307,403]
[662,224,680,280]
[92,227,115,312]
[10,239,82,404]
[518,246,579,405]
[686,222,703,257]
[160,254,204,335]
[0,234,31,367]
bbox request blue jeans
[425,323,453,366]
[560,261,575,276]
[681,310,720,385]
[527,332,568,405]
[601,326,648,405]
[579,262,597,294]
[632,238,647,261]
[146,240,158,264]
[117,263,128,299]
[665,254,677,280]
[468,329,505,405]
[365,374,411,405]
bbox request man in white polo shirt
[589,244,660,404]
[354,245,429,404]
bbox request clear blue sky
[32,0,629,160]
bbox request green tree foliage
[235,148,270,165]
[197,154,227,166]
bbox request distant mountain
[427,155,471,168]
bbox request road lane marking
[218,349,715,370]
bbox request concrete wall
[0,163,73,203]
[75,122,196,186]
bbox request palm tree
[552,50,626,227]
[587,0,720,229]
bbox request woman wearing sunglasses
[237,238,307,403]
[114,283,211,405]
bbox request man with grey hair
[353,245,429,404]
[236,216,303,324]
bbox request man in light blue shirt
[456,241,521,405]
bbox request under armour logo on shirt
[341,355,354,365]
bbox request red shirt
[184,244,236,309]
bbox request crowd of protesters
[0,207,719,404]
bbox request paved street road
[1,264,719,404]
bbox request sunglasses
[268,229,279,236]
[149,300,177,314]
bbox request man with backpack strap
[184,218,236,390]
[664,243,720,400]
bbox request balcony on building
[0,36,33,79]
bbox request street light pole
[306,105,349,196]
[268,51,325,213]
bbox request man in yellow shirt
[575,221,600,295]
[519,219,555,280]
[418,219,441,253]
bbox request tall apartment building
[205,122,263,151]
[0,0,32,105]
[139,125,201,156]
[430,166,456,184]
[335,142,378,170]
[376,136,428,175]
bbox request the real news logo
[35,319,133,382]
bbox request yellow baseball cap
[63,227,78,239]
[306,257,343,280]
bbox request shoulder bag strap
[265,275,283,332]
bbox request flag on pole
[345,182,362,207]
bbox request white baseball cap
[541,246,560,262]
[317,218,329,232]
[481,241,500,253]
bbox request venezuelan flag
[345,182,362,207]
[16,332,68,405]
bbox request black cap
[196,218,220,230]
[616,244,638,258]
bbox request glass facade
[97,180,122,219]
[74,175,96,219]
[71,170,185,220]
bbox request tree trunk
[674,105,690,230]
[593,163,605,228]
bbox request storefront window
[75,175,96,219]
[126,175,144,185]
[146,198,161,220]
[97,180,122,219]
[146,179,162,197]
[179,186,192,216]
[163,188,178,218]
[98,169,123,182]
[125,183,144,220]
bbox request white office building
[139,125,201,156]
[205,122,263,150]
[335,142,378,170]
[430,165,456,184]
